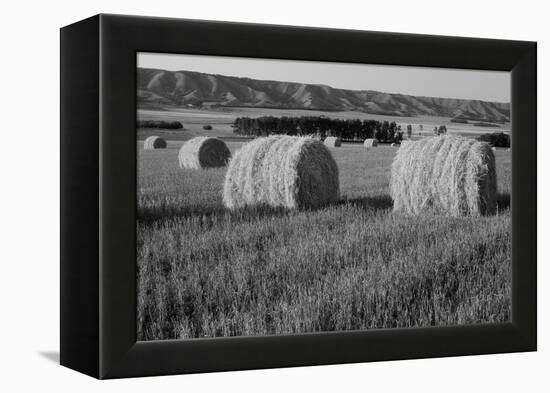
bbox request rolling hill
[137,68,510,122]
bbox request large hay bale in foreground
[223,135,339,209]
[178,137,231,169]
[364,139,378,148]
[143,136,167,150]
[324,136,341,147]
[390,136,497,216]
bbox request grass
[137,141,511,341]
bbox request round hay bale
[324,136,342,147]
[364,139,378,148]
[143,136,167,150]
[390,135,497,216]
[178,137,231,169]
[507,148,511,152]
[492,146,497,151]
[390,142,397,147]
[223,135,339,209]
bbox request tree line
[476,132,510,148]
[137,120,183,129]
[233,116,404,142]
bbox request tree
[395,131,404,143]
[387,121,397,142]
[406,124,413,139]
[477,132,510,147]
[232,116,401,141]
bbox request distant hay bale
[390,135,497,216]
[324,136,342,147]
[364,139,378,148]
[223,135,339,209]
[143,136,167,150]
[178,137,231,169]
[507,148,511,152]
[390,143,397,147]
[492,147,497,151]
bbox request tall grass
[137,143,511,340]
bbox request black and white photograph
[0,0,545,386]
[136,52,512,341]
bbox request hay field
[137,140,511,341]
[137,107,511,142]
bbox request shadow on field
[338,193,510,214]
[138,195,396,224]
[137,204,292,225]
[496,193,510,210]
[138,204,224,223]
[339,194,393,211]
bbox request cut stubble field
[137,141,511,341]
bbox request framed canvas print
[60,14,536,379]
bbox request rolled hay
[390,135,497,216]
[223,135,339,209]
[492,147,497,151]
[324,136,342,147]
[178,137,231,169]
[364,139,378,148]
[390,142,397,147]
[143,136,167,150]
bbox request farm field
[137,140,511,341]
[137,107,510,142]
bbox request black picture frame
[60,14,537,379]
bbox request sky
[138,52,510,103]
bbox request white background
[0,0,547,391]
